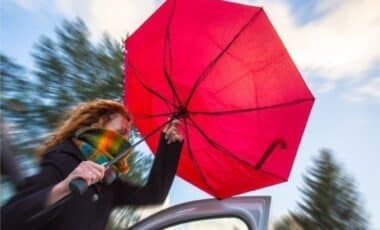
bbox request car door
[129,196,271,230]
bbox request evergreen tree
[1,18,124,153]
[1,54,37,153]
[289,150,368,229]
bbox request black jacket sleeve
[1,145,78,230]
[113,133,183,206]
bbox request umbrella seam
[163,0,183,106]
[184,8,263,107]
[127,60,177,109]
[183,117,221,198]
[190,97,314,116]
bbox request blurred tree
[1,54,38,153]
[272,215,302,230]
[120,149,154,186]
[1,19,124,153]
[276,150,368,230]
[106,206,140,230]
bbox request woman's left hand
[163,119,183,144]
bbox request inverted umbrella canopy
[125,0,314,199]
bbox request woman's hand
[163,119,183,144]
[64,161,105,187]
[47,161,105,206]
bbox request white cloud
[54,0,159,40]
[316,81,336,94]
[13,0,33,10]
[13,0,40,10]
[346,76,380,104]
[249,0,380,81]
[313,0,343,16]
[12,0,55,12]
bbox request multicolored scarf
[72,128,132,175]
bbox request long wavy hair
[38,99,131,155]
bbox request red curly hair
[38,99,131,155]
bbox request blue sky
[1,0,379,227]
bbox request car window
[161,217,249,230]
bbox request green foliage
[106,206,140,230]
[1,18,124,153]
[284,149,368,230]
[1,54,38,153]
[120,149,154,186]
[273,215,302,230]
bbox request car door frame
[129,196,271,230]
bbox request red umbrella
[124,0,314,199]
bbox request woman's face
[102,113,131,137]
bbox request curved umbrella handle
[256,139,287,169]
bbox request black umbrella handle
[69,162,115,195]
[105,119,171,167]
[69,178,88,195]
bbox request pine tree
[289,150,368,229]
[1,18,124,153]
[1,54,37,153]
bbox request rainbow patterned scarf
[72,128,132,175]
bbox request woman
[1,99,183,230]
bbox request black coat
[1,133,183,230]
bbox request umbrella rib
[203,29,284,93]
[183,118,221,198]
[184,9,263,107]
[190,98,314,116]
[163,0,182,106]
[208,59,275,97]
[187,117,255,168]
[107,120,169,166]
[127,60,177,108]
[133,112,176,120]
[187,117,287,181]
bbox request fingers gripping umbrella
[125,0,314,199]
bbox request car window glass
[162,217,249,230]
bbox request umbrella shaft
[105,117,175,168]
